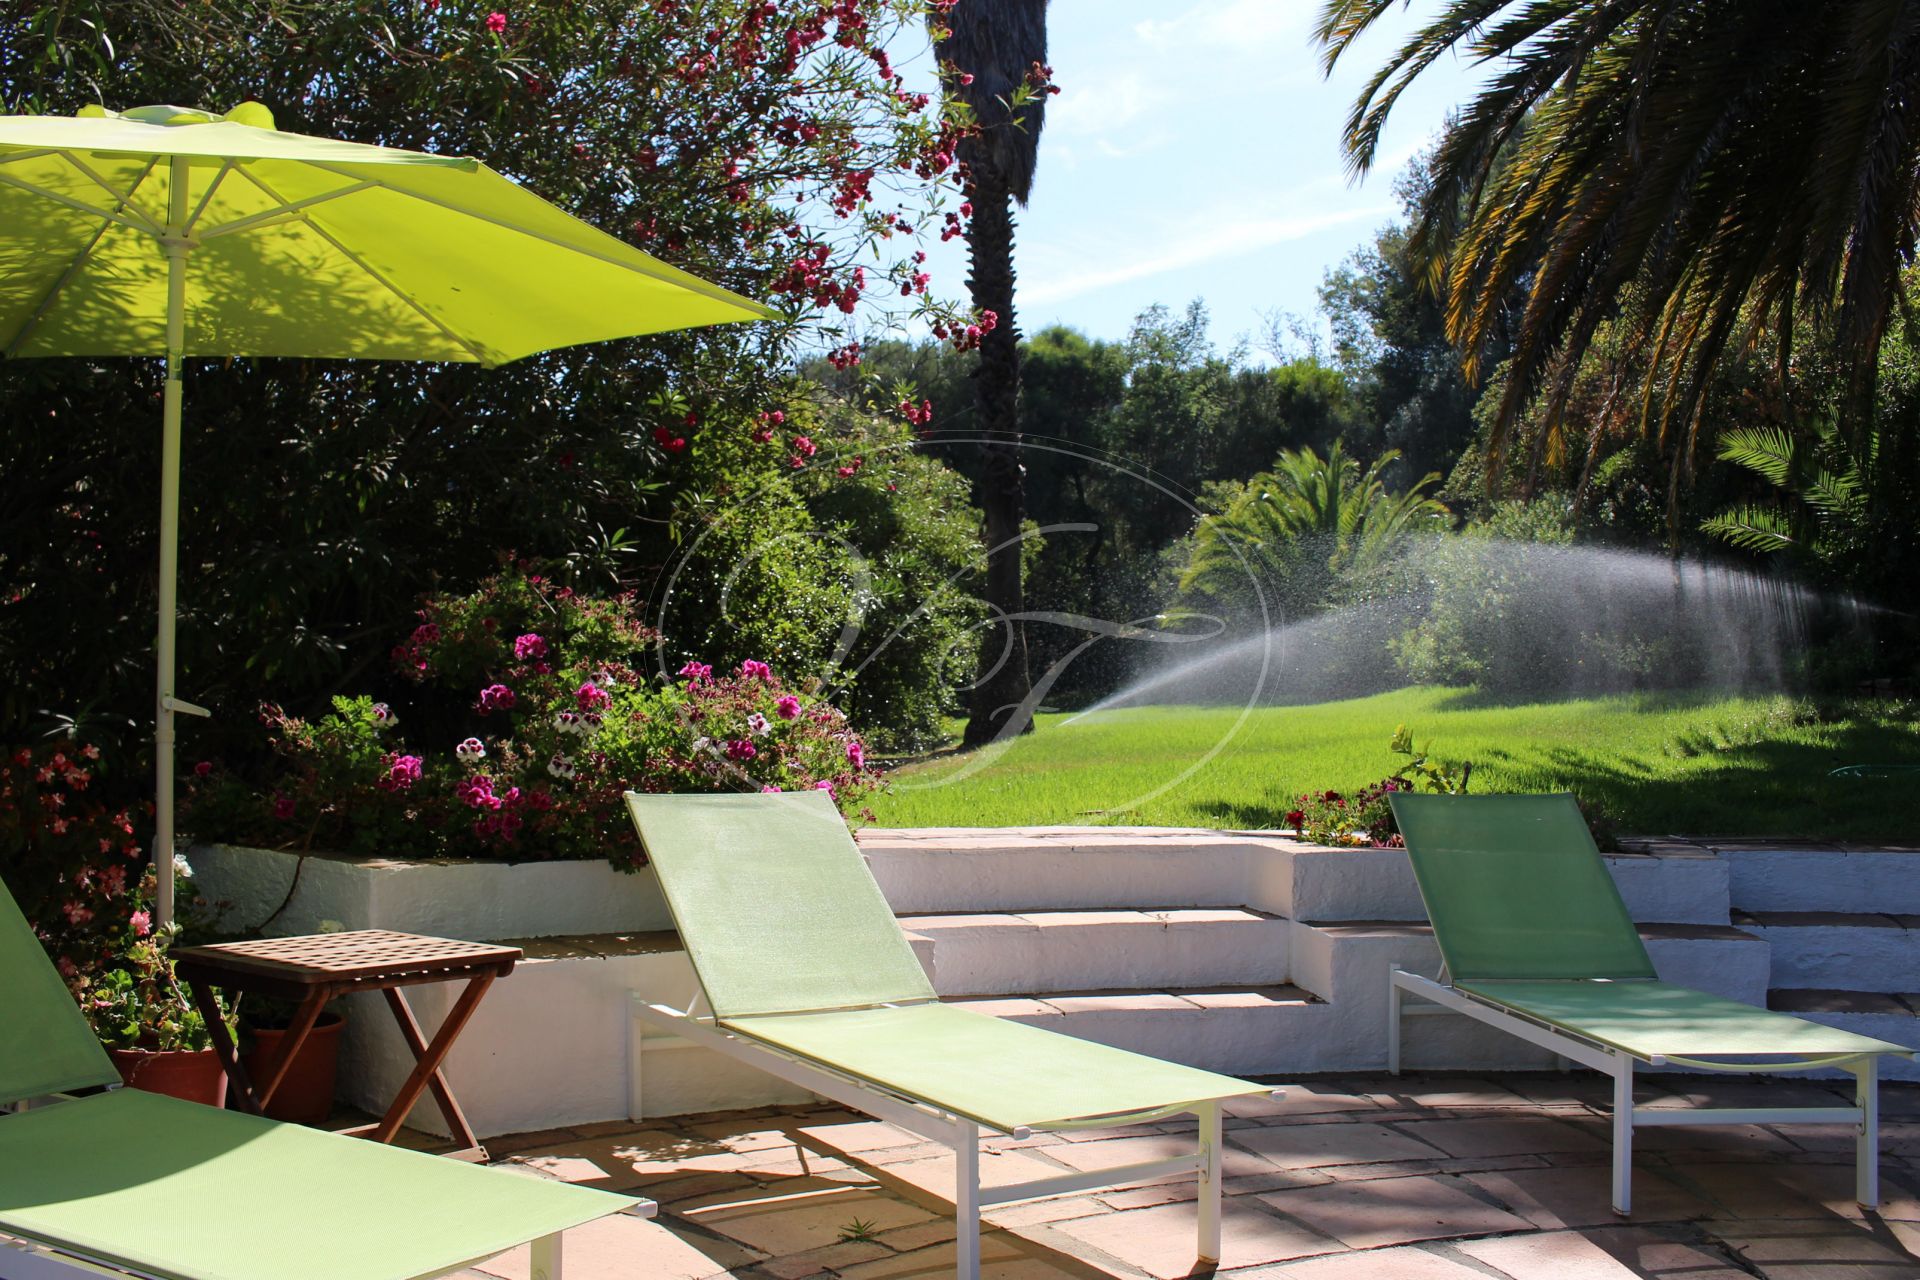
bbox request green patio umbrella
[0,102,776,926]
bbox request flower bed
[185,566,879,866]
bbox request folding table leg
[531,1232,564,1280]
[186,977,258,1113]
[1853,1056,1881,1208]
[954,1122,981,1280]
[1610,1056,1634,1216]
[372,976,495,1155]
[247,991,329,1112]
[1196,1101,1223,1264]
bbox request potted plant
[237,995,345,1125]
[82,924,235,1107]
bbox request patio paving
[456,1072,1920,1279]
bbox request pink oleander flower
[477,683,516,714]
[845,740,865,769]
[739,659,772,681]
[775,695,801,720]
[130,910,152,937]
[812,779,836,799]
[62,901,91,926]
[513,633,547,661]
[484,10,507,33]
[575,681,611,711]
[193,760,213,777]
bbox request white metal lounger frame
[0,1094,655,1280]
[631,995,1277,1280]
[1387,967,1884,1215]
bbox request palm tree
[1315,1,1920,514]
[935,0,1050,746]
[1178,443,1449,618]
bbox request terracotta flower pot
[108,1045,228,1108]
[241,1011,344,1125]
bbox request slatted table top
[174,930,522,985]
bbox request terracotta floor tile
[1232,1121,1449,1170]
[1051,1199,1339,1278]
[473,1214,756,1280]
[1467,1165,1715,1228]
[1457,1229,1644,1278]
[1241,1244,1487,1278]
[674,1178,935,1256]
[1043,1132,1272,1181]
[1258,1174,1531,1249]
[1393,1116,1609,1159]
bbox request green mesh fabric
[625,791,936,1018]
[1390,792,1656,981]
[1457,979,1910,1061]
[0,1089,638,1280]
[726,1002,1268,1132]
[0,876,120,1101]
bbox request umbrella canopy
[0,102,776,924]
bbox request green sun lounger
[624,790,1273,1280]
[0,877,644,1280]
[1386,792,1910,1215]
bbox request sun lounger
[624,790,1274,1280]
[0,877,646,1280]
[1386,791,1910,1214]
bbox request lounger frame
[632,995,1269,1280]
[1387,967,1882,1214]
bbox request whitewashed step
[1283,921,1775,1074]
[904,908,1289,997]
[862,827,1285,913]
[1734,911,1920,991]
[1769,990,1920,1082]
[950,986,1325,1077]
[1723,844,1920,915]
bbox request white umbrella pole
[153,156,190,931]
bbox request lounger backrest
[0,875,122,1102]
[1390,792,1656,982]
[625,790,937,1019]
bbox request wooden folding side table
[173,930,522,1162]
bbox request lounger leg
[1386,969,1403,1076]
[531,1232,564,1280]
[955,1121,981,1280]
[1853,1056,1881,1209]
[1196,1101,1223,1264]
[1610,1056,1634,1216]
[627,994,646,1122]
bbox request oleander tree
[0,0,990,754]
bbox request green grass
[868,687,1920,840]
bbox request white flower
[554,711,581,736]
[371,703,398,731]
[548,753,577,780]
[580,711,604,737]
[746,712,771,737]
[172,853,194,880]
[692,736,712,754]
[455,737,486,763]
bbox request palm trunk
[962,168,1032,746]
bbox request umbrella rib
[3,156,163,358]
[197,180,378,241]
[230,165,492,364]
[301,159,773,314]
[60,152,167,237]
[0,169,159,236]
[183,159,237,234]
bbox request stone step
[861,827,1284,913]
[1721,844,1920,915]
[948,985,1327,1077]
[902,908,1289,997]
[1734,911,1920,991]
[1768,990,1920,1083]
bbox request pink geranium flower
[130,910,152,937]
[775,695,801,720]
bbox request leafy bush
[79,925,235,1053]
[185,568,880,864]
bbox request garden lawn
[868,687,1920,841]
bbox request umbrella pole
[154,158,189,931]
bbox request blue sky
[896,2,1486,356]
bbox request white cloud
[1134,0,1317,53]
[1048,69,1172,139]
[1021,203,1396,307]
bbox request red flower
[484,11,507,33]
